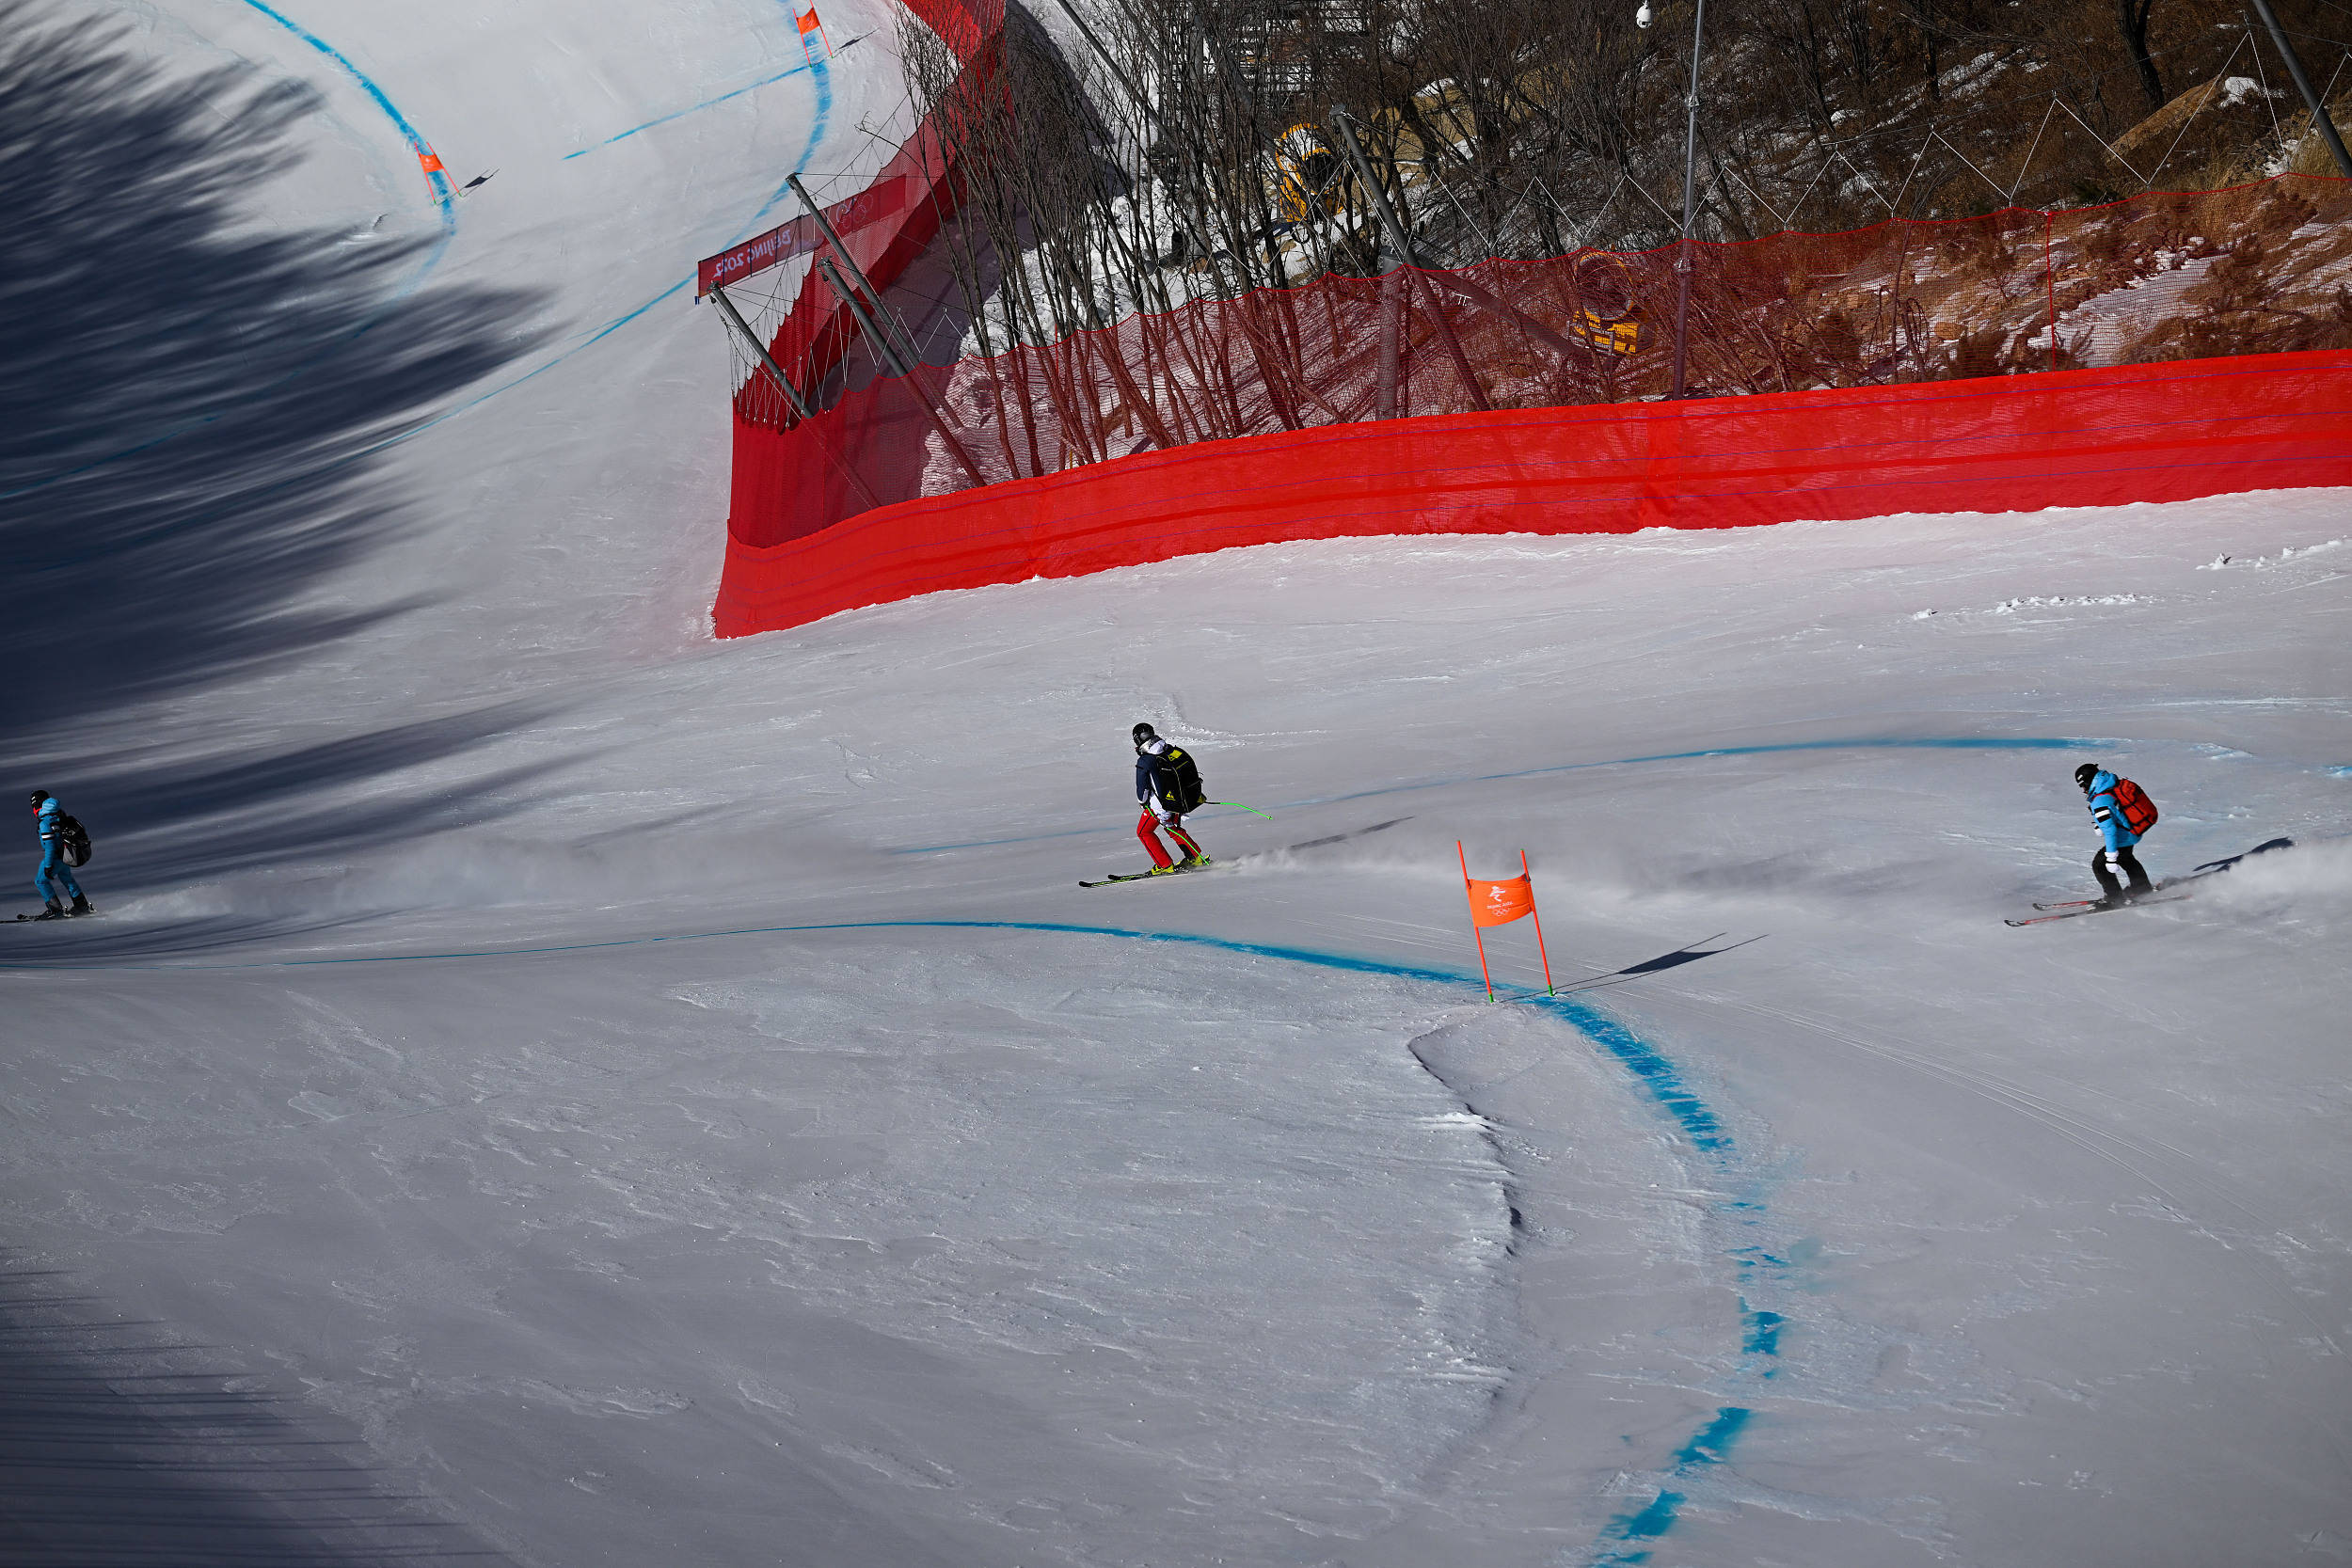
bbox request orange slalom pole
[1521,849,1555,995]
[1459,841,1495,1003]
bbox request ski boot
[1176,854,1213,870]
[1147,864,1181,876]
[31,901,68,922]
[69,895,92,916]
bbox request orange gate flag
[796,7,834,58]
[1458,844,1556,1002]
[1467,871,1534,927]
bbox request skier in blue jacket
[28,789,90,920]
[2075,763,2153,902]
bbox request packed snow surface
[6,4,2351,1566]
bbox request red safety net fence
[707,0,1003,409]
[719,174,2352,633]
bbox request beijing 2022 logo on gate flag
[1458,843,1555,1001]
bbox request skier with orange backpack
[2075,762,2157,903]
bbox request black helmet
[28,789,49,808]
[1132,722,1156,749]
[2074,763,2100,792]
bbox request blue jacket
[2084,769,2141,853]
[37,797,60,847]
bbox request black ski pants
[2091,845,2153,897]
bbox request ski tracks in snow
[1646,986,2352,1471]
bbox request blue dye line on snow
[6,911,1776,1557]
[371,53,834,449]
[0,5,460,506]
[562,56,825,159]
[21,6,837,490]
[897,736,2101,852]
[233,0,457,233]
[1525,990,1780,1563]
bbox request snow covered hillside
[6,4,2351,1566]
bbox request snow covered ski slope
[7,4,2352,1566]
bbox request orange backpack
[2108,776,2158,834]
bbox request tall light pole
[1639,0,1708,399]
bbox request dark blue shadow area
[61,705,576,911]
[0,7,552,882]
[0,1257,510,1566]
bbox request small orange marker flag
[1459,843,1556,1002]
[796,6,834,58]
[417,147,445,177]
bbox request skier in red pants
[1133,723,1210,875]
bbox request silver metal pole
[2246,0,2352,179]
[710,284,814,420]
[1329,110,1491,412]
[788,171,929,370]
[1669,0,1707,400]
[817,257,915,379]
[815,258,989,486]
[1376,266,1401,420]
[1330,110,1419,268]
[709,287,883,512]
[1043,0,1153,122]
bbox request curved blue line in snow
[0,6,458,504]
[561,55,826,159]
[232,0,457,237]
[753,53,833,225]
[383,55,834,447]
[4,911,1774,1556]
[897,736,2105,852]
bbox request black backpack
[1152,746,1206,815]
[56,814,90,867]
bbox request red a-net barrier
[716,0,1002,405]
[718,177,2352,636]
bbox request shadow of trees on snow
[0,4,557,894]
[0,1256,513,1567]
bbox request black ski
[2010,837,2292,925]
[1079,862,1216,889]
[2008,892,2192,927]
[1075,815,1413,888]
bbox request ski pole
[1209,800,1274,819]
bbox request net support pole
[1669,0,1708,401]
[1330,111,1491,413]
[816,258,916,380]
[793,169,998,483]
[1043,0,1155,132]
[2246,0,2352,178]
[710,284,814,421]
[815,257,989,487]
[1376,265,1401,420]
[1521,849,1555,996]
[788,172,930,372]
[710,282,885,514]
[1460,842,1496,1003]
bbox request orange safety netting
[729,176,2352,551]
[713,349,2352,634]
